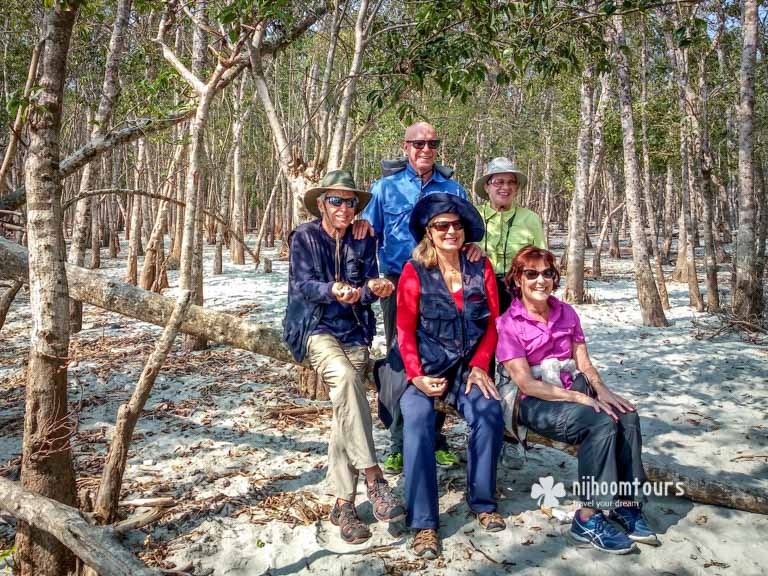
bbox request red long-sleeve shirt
[396,259,499,381]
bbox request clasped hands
[332,278,395,303]
[413,367,499,400]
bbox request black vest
[412,255,490,377]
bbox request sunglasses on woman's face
[429,219,464,232]
[325,195,359,209]
[406,139,441,150]
[522,268,556,280]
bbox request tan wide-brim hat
[473,157,528,200]
[304,169,372,218]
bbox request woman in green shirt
[474,157,546,313]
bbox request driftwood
[0,237,298,365]
[0,477,160,576]
[93,291,192,524]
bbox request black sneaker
[366,478,406,522]
[329,501,371,544]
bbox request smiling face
[427,212,465,253]
[518,258,555,305]
[318,189,357,233]
[484,172,519,211]
[403,122,438,177]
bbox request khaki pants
[306,333,376,500]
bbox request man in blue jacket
[362,122,478,473]
[283,170,404,544]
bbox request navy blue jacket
[375,255,490,424]
[413,256,490,404]
[283,219,379,363]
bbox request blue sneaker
[570,510,636,554]
[609,506,659,545]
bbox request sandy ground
[1,233,767,576]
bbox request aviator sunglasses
[406,139,441,150]
[522,268,556,280]
[325,195,359,209]
[429,219,464,232]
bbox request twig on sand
[468,539,515,565]
[731,454,768,462]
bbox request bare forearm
[520,378,584,403]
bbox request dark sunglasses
[522,268,556,280]
[406,139,441,150]
[325,195,359,209]
[429,219,464,232]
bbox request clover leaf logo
[531,475,566,508]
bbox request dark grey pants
[381,274,446,454]
[518,377,646,508]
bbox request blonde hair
[412,234,439,268]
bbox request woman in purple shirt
[496,246,659,555]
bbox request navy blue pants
[400,381,504,529]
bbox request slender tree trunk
[0,40,43,195]
[125,140,145,285]
[67,0,132,331]
[327,0,374,170]
[93,291,191,524]
[733,0,761,320]
[610,15,667,327]
[230,75,248,265]
[14,6,79,575]
[542,93,553,246]
[661,163,675,263]
[89,195,101,269]
[564,66,593,303]
[667,32,704,310]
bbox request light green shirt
[477,203,546,275]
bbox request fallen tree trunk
[0,477,160,576]
[0,237,298,366]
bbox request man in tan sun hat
[474,157,545,314]
[283,169,404,544]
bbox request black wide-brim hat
[409,192,485,244]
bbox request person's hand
[412,375,448,397]
[465,366,500,400]
[596,388,635,414]
[332,282,361,304]
[352,220,374,240]
[367,277,395,298]
[463,242,485,262]
[574,392,619,422]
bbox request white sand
[1,235,767,576]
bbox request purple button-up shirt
[496,296,585,396]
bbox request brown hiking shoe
[366,478,405,522]
[477,511,506,532]
[330,500,371,544]
[411,529,440,559]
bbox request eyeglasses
[406,139,441,150]
[522,268,556,280]
[488,177,518,187]
[325,195,359,209]
[429,219,464,232]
